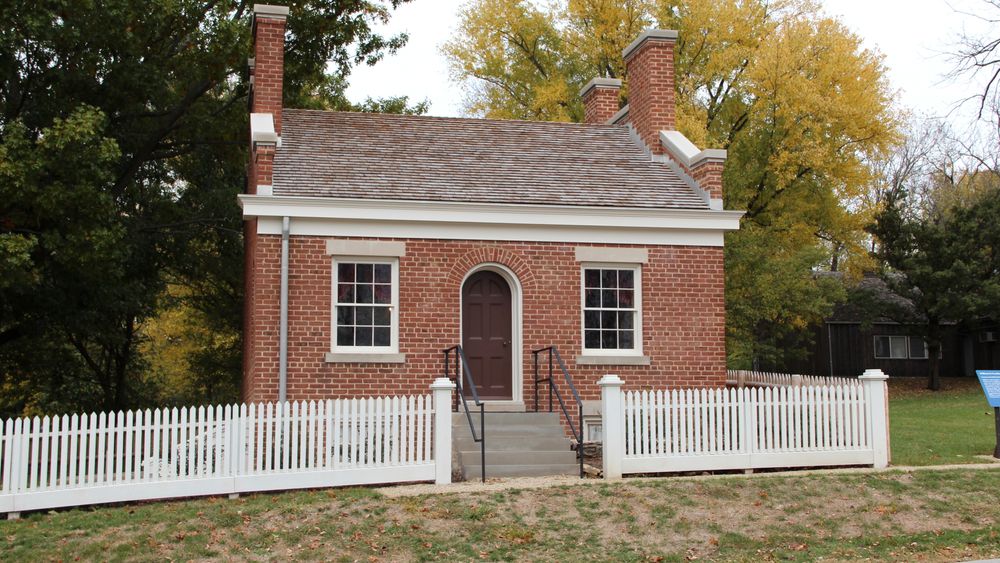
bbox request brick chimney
[248,4,287,196]
[580,78,622,124]
[622,30,677,154]
[251,4,287,133]
[619,28,727,208]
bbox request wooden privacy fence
[0,379,456,517]
[599,370,890,478]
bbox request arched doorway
[461,270,514,400]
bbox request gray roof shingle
[272,109,708,210]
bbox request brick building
[241,5,744,410]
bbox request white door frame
[459,263,524,410]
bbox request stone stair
[452,412,580,480]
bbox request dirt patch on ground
[5,466,1000,562]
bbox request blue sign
[977,370,1000,408]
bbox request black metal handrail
[443,345,486,483]
[532,346,584,478]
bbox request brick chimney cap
[253,4,289,19]
[623,29,678,61]
[579,77,623,99]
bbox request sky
[345,0,995,129]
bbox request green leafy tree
[0,1,421,416]
[868,173,1000,390]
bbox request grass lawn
[888,377,997,466]
[3,467,1000,561]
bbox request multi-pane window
[874,335,932,360]
[582,266,640,352]
[874,335,907,359]
[334,260,397,350]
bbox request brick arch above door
[446,247,537,290]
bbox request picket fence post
[431,378,456,485]
[860,369,890,468]
[599,374,625,480]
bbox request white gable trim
[240,195,744,247]
[250,113,278,145]
[659,130,727,168]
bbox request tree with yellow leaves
[445,0,899,368]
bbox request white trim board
[241,195,743,247]
[257,218,728,246]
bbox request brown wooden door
[462,271,513,400]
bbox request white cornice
[239,195,744,246]
[239,195,742,229]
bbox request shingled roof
[271,109,709,210]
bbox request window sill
[575,355,650,366]
[324,352,406,364]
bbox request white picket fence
[0,379,456,516]
[600,370,890,477]
[726,369,855,388]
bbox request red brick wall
[692,160,725,202]
[582,86,620,124]
[251,13,286,134]
[624,37,676,155]
[243,237,727,403]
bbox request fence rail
[726,369,856,388]
[600,370,890,477]
[0,380,456,516]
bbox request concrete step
[457,449,577,466]
[451,409,580,479]
[451,412,562,425]
[452,427,569,441]
[453,436,571,451]
[461,463,582,480]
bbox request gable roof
[271,109,709,210]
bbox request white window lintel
[575,247,648,264]
[327,240,406,257]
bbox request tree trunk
[927,341,942,391]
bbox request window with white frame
[582,266,641,353]
[332,259,398,352]
[874,335,934,360]
[874,335,907,359]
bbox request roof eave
[238,194,745,233]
